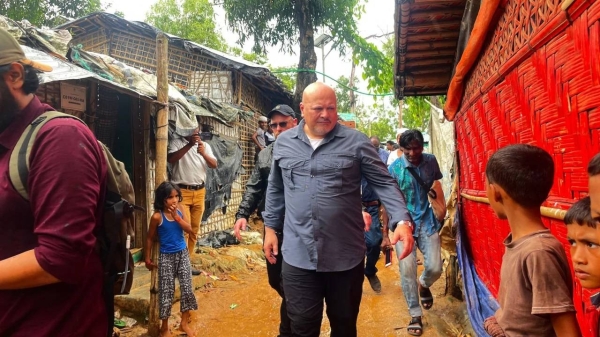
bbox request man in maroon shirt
[0,28,108,336]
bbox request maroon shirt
[0,96,108,336]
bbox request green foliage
[113,10,125,18]
[221,0,363,55]
[270,66,297,92]
[334,75,358,113]
[229,46,268,65]
[355,104,396,141]
[403,97,430,131]
[1,0,101,27]
[146,0,227,51]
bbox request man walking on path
[361,135,393,293]
[168,127,218,274]
[388,129,444,336]
[233,104,298,337]
[0,28,108,336]
[263,82,415,337]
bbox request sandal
[407,316,423,336]
[419,283,434,310]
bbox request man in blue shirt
[361,135,391,293]
[370,135,389,164]
[388,129,443,336]
[263,82,415,337]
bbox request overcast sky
[102,0,396,106]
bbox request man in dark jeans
[234,104,298,337]
[263,83,415,337]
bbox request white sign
[60,82,87,112]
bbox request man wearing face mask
[234,104,298,337]
[0,28,108,336]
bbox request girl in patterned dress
[145,182,198,337]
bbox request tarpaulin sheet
[202,136,244,223]
[456,206,499,337]
[452,0,482,79]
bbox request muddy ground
[121,231,473,337]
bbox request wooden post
[148,33,169,337]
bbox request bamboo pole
[148,33,169,337]
[460,193,568,220]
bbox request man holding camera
[168,128,218,273]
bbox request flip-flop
[419,283,433,310]
[407,316,423,336]
[114,318,126,329]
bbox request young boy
[483,144,581,337]
[564,197,600,290]
[588,154,600,336]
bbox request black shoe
[366,274,382,293]
[191,268,201,276]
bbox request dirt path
[124,243,472,337]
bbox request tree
[146,0,227,51]
[334,75,358,113]
[1,0,101,27]
[229,46,268,65]
[270,66,297,92]
[221,0,381,110]
[403,97,431,131]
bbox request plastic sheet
[455,205,499,337]
[202,136,244,222]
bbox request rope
[271,68,394,97]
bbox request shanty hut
[58,12,293,237]
[394,0,600,334]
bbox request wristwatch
[395,220,413,231]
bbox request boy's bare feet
[159,328,172,337]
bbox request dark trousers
[364,205,382,276]
[266,231,292,337]
[282,259,364,337]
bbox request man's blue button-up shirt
[263,120,411,272]
[389,153,443,236]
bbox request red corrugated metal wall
[456,0,600,334]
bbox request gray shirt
[263,120,412,272]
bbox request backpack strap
[9,110,84,200]
[406,166,437,199]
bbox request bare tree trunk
[148,33,169,337]
[292,0,318,117]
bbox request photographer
[168,127,217,275]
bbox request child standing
[483,144,580,337]
[145,182,198,337]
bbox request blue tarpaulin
[455,205,500,337]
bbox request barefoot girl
[145,182,198,337]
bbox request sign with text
[60,83,87,112]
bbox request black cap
[268,104,295,119]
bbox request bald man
[263,82,415,337]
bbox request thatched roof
[393,0,466,98]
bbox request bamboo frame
[460,193,567,220]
